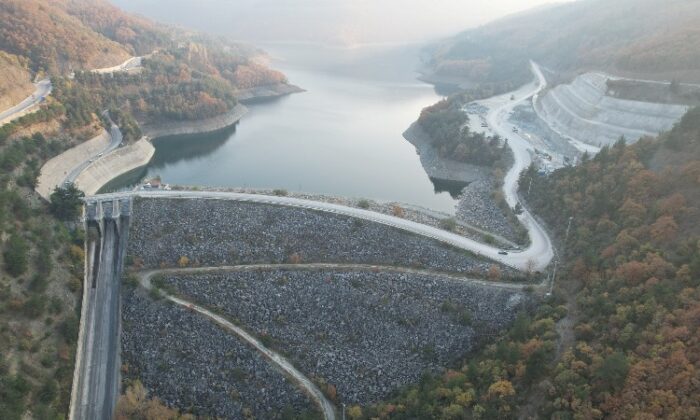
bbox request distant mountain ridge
[426,0,700,88]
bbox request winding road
[89,63,556,273]
[69,60,558,420]
[63,114,124,186]
[2,54,145,128]
[0,79,52,127]
[138,268,337,420]
[92,56,144,74]
[92,186,554,272]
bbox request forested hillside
[0,52,33,111]
[417,84,515,167]
[426,0,700,87]
[363,108,700,418]
[0,0,292,140]
[0,2,295,419]
[0,0,131,74]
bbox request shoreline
[403,122,489,184]
[139,103,249,140]
[236,83,305,103]
[74,137,155,196]
[38,83,302,198]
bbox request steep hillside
[363,107,700,419]
[0,0,131,74]
[0,0,296,139]
[426,0,700,88]
[0,52,33,111]
[55,0,171,55]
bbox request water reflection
[149,125,236,168]
[108,44,461,213]
[429,178,468,199]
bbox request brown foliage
[115,380,190,420]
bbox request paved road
[70,218,125,420]
[92,187,553,271]
[64,115,123,186]
[92,56,144,74]
[0,79,52,126]
[138,269,337,420]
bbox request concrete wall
[36,130,111,199]
[536,72,689,147]
[140,104,248,140]
[75,138,155,196]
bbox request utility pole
[527,177,533,196]
[342,403,346,420]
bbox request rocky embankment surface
[127,198,505,275]
[403,123,489,184]
[456,179,519,242]
[121,287,319,419]
[170,186,517,247]
[161,269,533,404]
[403,121,523,244]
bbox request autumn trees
[363,107,700,419]
[115,380,190,420]
[418,97,507,166]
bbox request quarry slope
[535,72,689,147]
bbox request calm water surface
[118,44,460,212]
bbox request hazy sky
[112,0,570,45]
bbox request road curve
[91,188,552,272]
[137,270,337,420]
[92,56,144,74]
[87,64,555,273]
[0,79,52,127]
[473,62,555,272]
[64,115,124,186]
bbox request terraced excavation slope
[535,73,689,147]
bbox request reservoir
[115,44,460,213]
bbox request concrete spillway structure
[69,198,131,420]
[535,72,689,147]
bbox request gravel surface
[127,198,502,275]
[121,288,320,419]
[161,269,533,405]
[456,179,519,242]
[171,186,516,248]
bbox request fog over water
[108,0,565,212]
[113,0,565,45]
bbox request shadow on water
[429,178,468,199]
[150,124,237,168]
[99,123,237,193]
